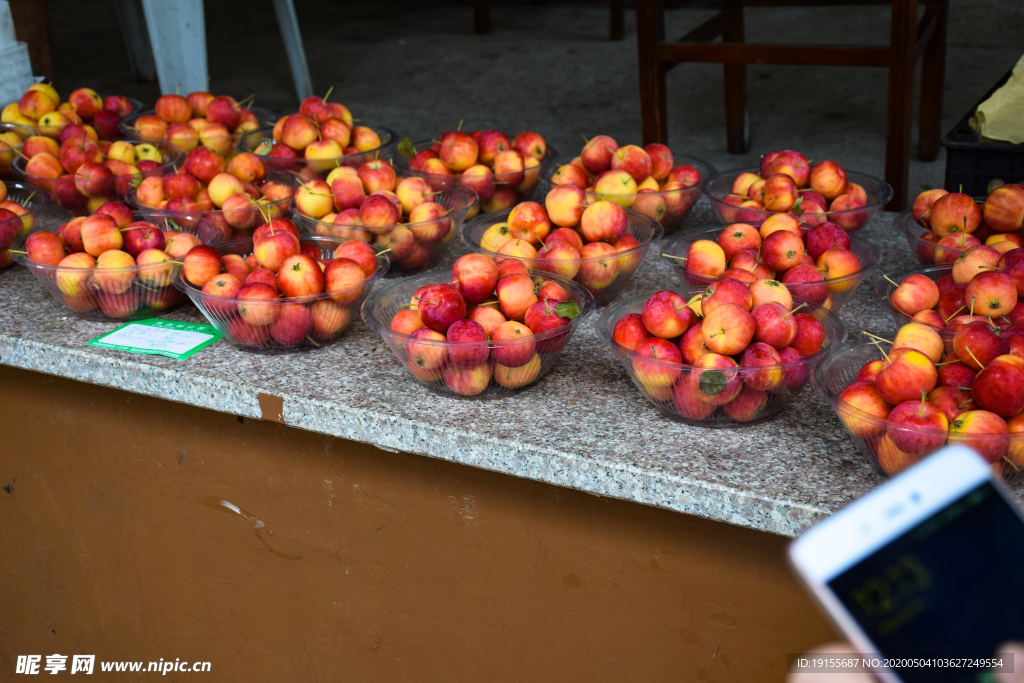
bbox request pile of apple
[18,208,205,317]
[130,147,293,238]
[403,129,547,213]
[613,278,827,422]
[682,219,862,309]
[478,188,642,293]
[721,150,869,231]
[909,184,1024,262]
[0,180,39,266]
[388,253,580,395]
[129,92,260,154]
[3,83,135,139]
[294,157,457,270]
[255,92,382,169]
[178,218,375,348]
[838,319,1024,476]
[887,245,1024,333]
[548,135,701,225]
[20,132,166,213]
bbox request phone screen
[827,481,1024,682]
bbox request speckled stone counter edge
[0,335,828,536]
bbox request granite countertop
[0,200,972,537]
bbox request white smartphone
[789,445,1024,683]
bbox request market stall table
[2,202,1000,680]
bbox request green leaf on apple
[791,196,804,215]
[397,137,417,158]
[554,301,580,320]
[698,370,727,395]
[130,176,143,189]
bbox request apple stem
[476,300,499,307]
[413,297,439,306]
[934,360,962,366]
[24,191,36,204]
[168,260,184,265]
[305,335,321,348]
[322,85,334,103]
[661,253,687,261]
[883,274,901,288]
[919,389,928,416]
[782,303,807,318]
[963,345,985,369]
[970,296,976,317]
[238,93,256,107]
[8,249,26,255]
[944,305,966,322]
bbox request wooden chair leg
[918,0,948,161]
[885,0,918,212]
[8,0,56,84]
[609,0,625,41]
[473,0,491,35]
[721,1,748,154]
[636,0,668,145]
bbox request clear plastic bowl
[892,199,986,266]
[236,125,398,182]
[393,138,558,209]
[13,142,181,216]
[293,184,479,277]
[126,167,300,243]
[118,106,276,156]
[175,234,390,353]
[0,96,144,140]
[362,268,594,399]
[704,167,893,232]
[875,263,958,351]
[10,213,225,321]
[813,341,1024,482]
[662,225,882,312]
[460,207,662,306]
[0,180,57,269]
[0,141,22,181]
[540,152,717,236]
[598,288,845,426]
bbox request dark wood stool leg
[610,0,626,41]
[918,0,948,161]
[637,0,669,145]
[473,0,491,35]
[885,0,918,212]
[721,0,748,154]
[8,0,56,85]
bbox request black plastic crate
[943,69,1024,196]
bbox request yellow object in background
[971,54,1024,144]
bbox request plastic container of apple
[13,136,180,216]
[289,157,479,276]
[126,149,299,244]
[119,91,273,156]
[235,91,398,181]
[362,255,594,398]
[460,185,663,306]
[895,184,1024,266]
[11,208,224,321]
[540,135,716,235]
[0,180,56,269]
[2,84,142,141]
[393,128,556,211]
[703,149,892,233]
[175,230,390,353]
[816,337,1024,485]
[661,220,882,313]
[597,281,845,427]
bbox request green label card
[86,319,222,360]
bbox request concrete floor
[46,0,1023,197]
